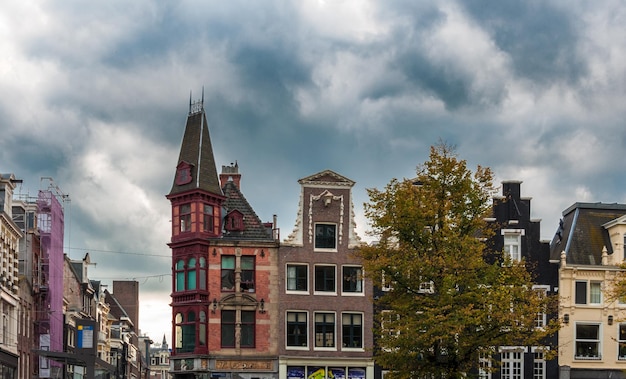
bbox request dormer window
[175,162,193,185]
[224,210,244,232]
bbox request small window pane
[575,282,587,305]
[315,266,336,292]
[287,265,308,291]
[590,282,602,304]
[315,224,336,249]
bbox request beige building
[0,174,23,377]
[550,202,626,379]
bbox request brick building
[278,170,374,379]
[167,97,279,379]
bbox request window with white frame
[502,230,524,262]
[618,324,626,360]
[381,271,394,292]
[286,311,308,348]
[314,265,336,293]
[478,351,492,379]
[314,312,335,348]
[532,348,546,379]
[533,286,549,328]
[287,264,308,292]
[575,323,601,359]
[342,313,363,349]
[418,280,435,294]
[575,281,602,305]
[500,349,523,379]
[342,266,363,294]
[315,223,337,250]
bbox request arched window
[176,311,195,353]
[187,258,197,290]
[175,260,185,292]
[175,313,183,350]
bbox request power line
[64,246,170,258]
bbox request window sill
[342,347,365,352]
[286,346,310,351]
[286,290,310,295]
[341,292,365,297]
[575,356,602,360]
[313,347,337,352]
[313,291,338,296]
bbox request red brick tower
[167,96,279,379]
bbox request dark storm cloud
[460,1,587,84]
[2,0,626,340]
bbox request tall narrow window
[175,312,195,353]
[500,350,523,379]
[175,260,185,292]
[182,311,196,352]
[241,311,255,348]
[187,258,196,290]
[575,281,587,304]
[342,313,363,349]
[314,313,335,348]
[619,324,626,360]
[199,311,206,346]
[287,264,308,292]
[180,204,191,233]
[533,287,548,328]
[315,224,336,249]
[221,310,236,348]
[287,312,307,347]
[203,204,214,232]
[533,350,545,379]
[175,313,183,350]
[342,266,363,294]
[199,257,207,290]
[221,256,235,291]
[241,256,255,292]
[503,233,521,262]
[315,265,336,293]
[590,282,602,304]
[479,352,492,379]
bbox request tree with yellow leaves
[359,143,558,379]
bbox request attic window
[225,211,244,232]
[175,162,193,185]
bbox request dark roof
[549,202,626,265]
[221,180,274,241]
[104,289,133,326]
[168,108,222,197]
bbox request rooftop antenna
[189,88,204,115]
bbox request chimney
[220,162,241,189]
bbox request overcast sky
[2,0,625,344]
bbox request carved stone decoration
[308,191,344,246]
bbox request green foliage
[359,143,558,379]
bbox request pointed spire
[169,94,223,197]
